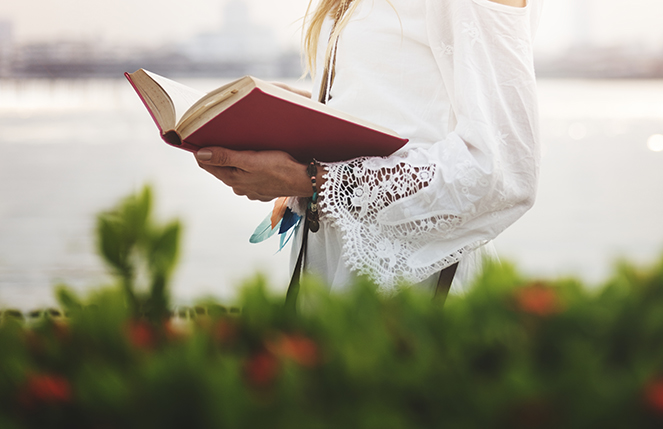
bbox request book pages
[144,70,207,126]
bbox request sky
[1,0,663,55]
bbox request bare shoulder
[488,0,527,7]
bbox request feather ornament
[250,197,303,250]
[271,197,289,229]
[250,213,281,244]
[279,225,298,252]
[279,207,301,234]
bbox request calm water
[1,78,663,310]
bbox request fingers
[197,163,271,201]
[195,147,244,168]
[193,148,309,200]
[197,162,242,186]
[219,170,271,201]
[234,189,274,202]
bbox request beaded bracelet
[306,160,320,233]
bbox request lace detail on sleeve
[320,156,478,290]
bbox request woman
[195,0,543,295]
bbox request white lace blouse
[295,0,543,294]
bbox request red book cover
[126,72,408,163]
[185,87,408,162]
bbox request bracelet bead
[307,160,320,233]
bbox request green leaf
[55,284,82,312]
[97,214,128,272]
[148,220,181,276]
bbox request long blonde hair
[303,0,400,77]
[303,0,362,77]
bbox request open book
[125,69,408,162]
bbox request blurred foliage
[2,187,663,428]
[96,185,180,321]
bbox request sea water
[1,78,662,310]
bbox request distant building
[0,19,10,42]
[0,19,13,77]
[178,0,280,63]
[13,41,102,77]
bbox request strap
[285,216,309,312]
[433,263,459,304]
[286,4,352,310]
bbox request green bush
[1,187,663,428]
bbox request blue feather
[276,208,302,252]
[250,213,281,244]
[278,221,299,252]
[278,207,301,235]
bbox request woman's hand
[195,83,318,201]
[195,147,315,201]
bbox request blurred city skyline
[1,0,663,54]
[1,0,663,79]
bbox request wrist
[305,160,322,233]
[294,162,326,198]
[306,161,328,198]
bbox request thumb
[195,147,238,167]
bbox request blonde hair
[303,0,362,77]
[302,0,400,77]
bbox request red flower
[270,334,320,368]
[20,374,72,407]
[644,378,663,413]
[126,320,155,349]
[244,352,280,387]
[515,282,562,316]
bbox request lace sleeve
[319,0,543,290]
